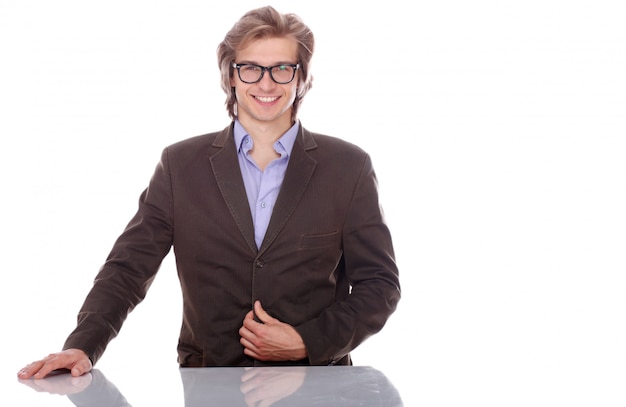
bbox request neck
[238,115,294,145]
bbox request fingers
[240,301,274,343]
[243,309,255,322]
[18,358,64,380]
[17,360,46,380]
[240,311,259,348]
[17,349,92,380]
[19,370,93,395]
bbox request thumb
[70,359,92,377]
[254,300,275,324]
[71,366,84,377]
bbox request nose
[257,70,277,89]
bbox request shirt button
[260,202,267,208]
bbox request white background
[1,0,625,405]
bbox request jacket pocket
[299,231,340,249]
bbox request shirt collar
[234,119,299,155]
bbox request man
[18,5,400,379]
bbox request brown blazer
[63,123,401,367]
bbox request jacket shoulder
[168,127,228,151]
[161,125,232,161]
[301,127,368,158]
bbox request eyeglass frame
[231,62,300,84]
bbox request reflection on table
[19,365,403,406]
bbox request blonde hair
[217,6,315,121]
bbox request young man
[18,6,400,379]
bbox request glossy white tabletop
[13,365,403,406]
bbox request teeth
[256,96,278,103]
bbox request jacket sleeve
[63,148,175,365]
[295,153,401,365]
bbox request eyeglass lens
[238,64,296,84]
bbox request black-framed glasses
[232,62,300,84]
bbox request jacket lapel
[210,125,258,254]
[259,126,318,254]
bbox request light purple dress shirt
[233,120,299,249]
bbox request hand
[240,366,306,407]
[239,300,307,361]
[17,349,93,379]
[18,370,93,395]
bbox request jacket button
[255,260,264,268]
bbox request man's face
[231,37,300,127]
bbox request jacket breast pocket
[299,231,340,250]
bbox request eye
[242,65,262,73]
[271,65,294,74]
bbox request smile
[255,96,279,103]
